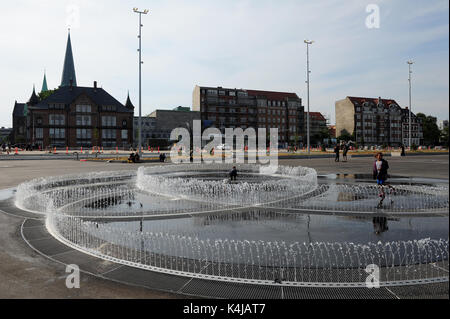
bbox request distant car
[215,144,231,150]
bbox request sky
[0,0,448,128]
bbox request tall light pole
[133,7,149,155]
[407,60,414,149]
[304,40,314,156]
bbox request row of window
[47,114,127,127]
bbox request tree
[441,126,449,147]
[38,89,57,101]
[337,129,352,142]
[416,113,440,146]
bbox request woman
[373,152,395,208]
[342,143,348,162]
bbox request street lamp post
[407,60,414,149]
[304,40,314,156]
[133,7,149,155]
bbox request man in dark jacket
[229,166,238,181]
[373,152,395,208]
[334,144,340,162]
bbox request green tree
[337,129,353,142]
[441,126,449,147]
[416,113,441,146]
[38,89,57,101]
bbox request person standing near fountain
[373,152,395,208]
[229,166,238,181]
[334,144,340,162]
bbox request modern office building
[192,85,304,147]
[11,32,133,149]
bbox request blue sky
[0,0,448,127]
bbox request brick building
[11,32,133,149]
[192,85,304,147]
[304,112,328,144]
[335,96,405,146]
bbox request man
[373,152,395,208]
[229,166,238,181]
[334,144,340,162]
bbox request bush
[411,143,418,151]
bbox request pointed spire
[41,71,48,93]
[125,91,135,109]
[28,85,39,106]
[60,31,77,87]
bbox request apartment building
[192,85,304,147]
[401,107,423,146]
[335,96,404,146]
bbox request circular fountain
[14,164,449,290]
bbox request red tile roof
[347,96,399,108]
[307,112,326,121]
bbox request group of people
[128,152,140,163]
[334,143,349,162]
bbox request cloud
[0,0,448,128]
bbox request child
[373,152,395,208]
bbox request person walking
[400,144,406,156]
[342,143,348,162]
[373,152,395,208]
[334,144,340,162]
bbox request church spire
[125,91,135,109]
[60,30,77,87]
[41,71,48,93]
[28,85,39,106]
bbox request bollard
[116,146,118,154]
[66,146,69,155]
[54,147,56,154]
[81,146,83,154]
[15,147,18,155]
[158,147,160,153]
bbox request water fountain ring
[14,164,449,288]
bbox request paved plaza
[0,154,448,298]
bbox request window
[76,115,91,126]
[35,128,43,139]
[121,130,128,139]
[122,120,127,127]
[207,89,217,95]
[76,105,91,113]
[49,114,65,125]
[229,91,236,96]
[102,129,116,139]
[219,90,225,96]
[76,129,91,139]
[49,128,65,139]
[102,116,116,127]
